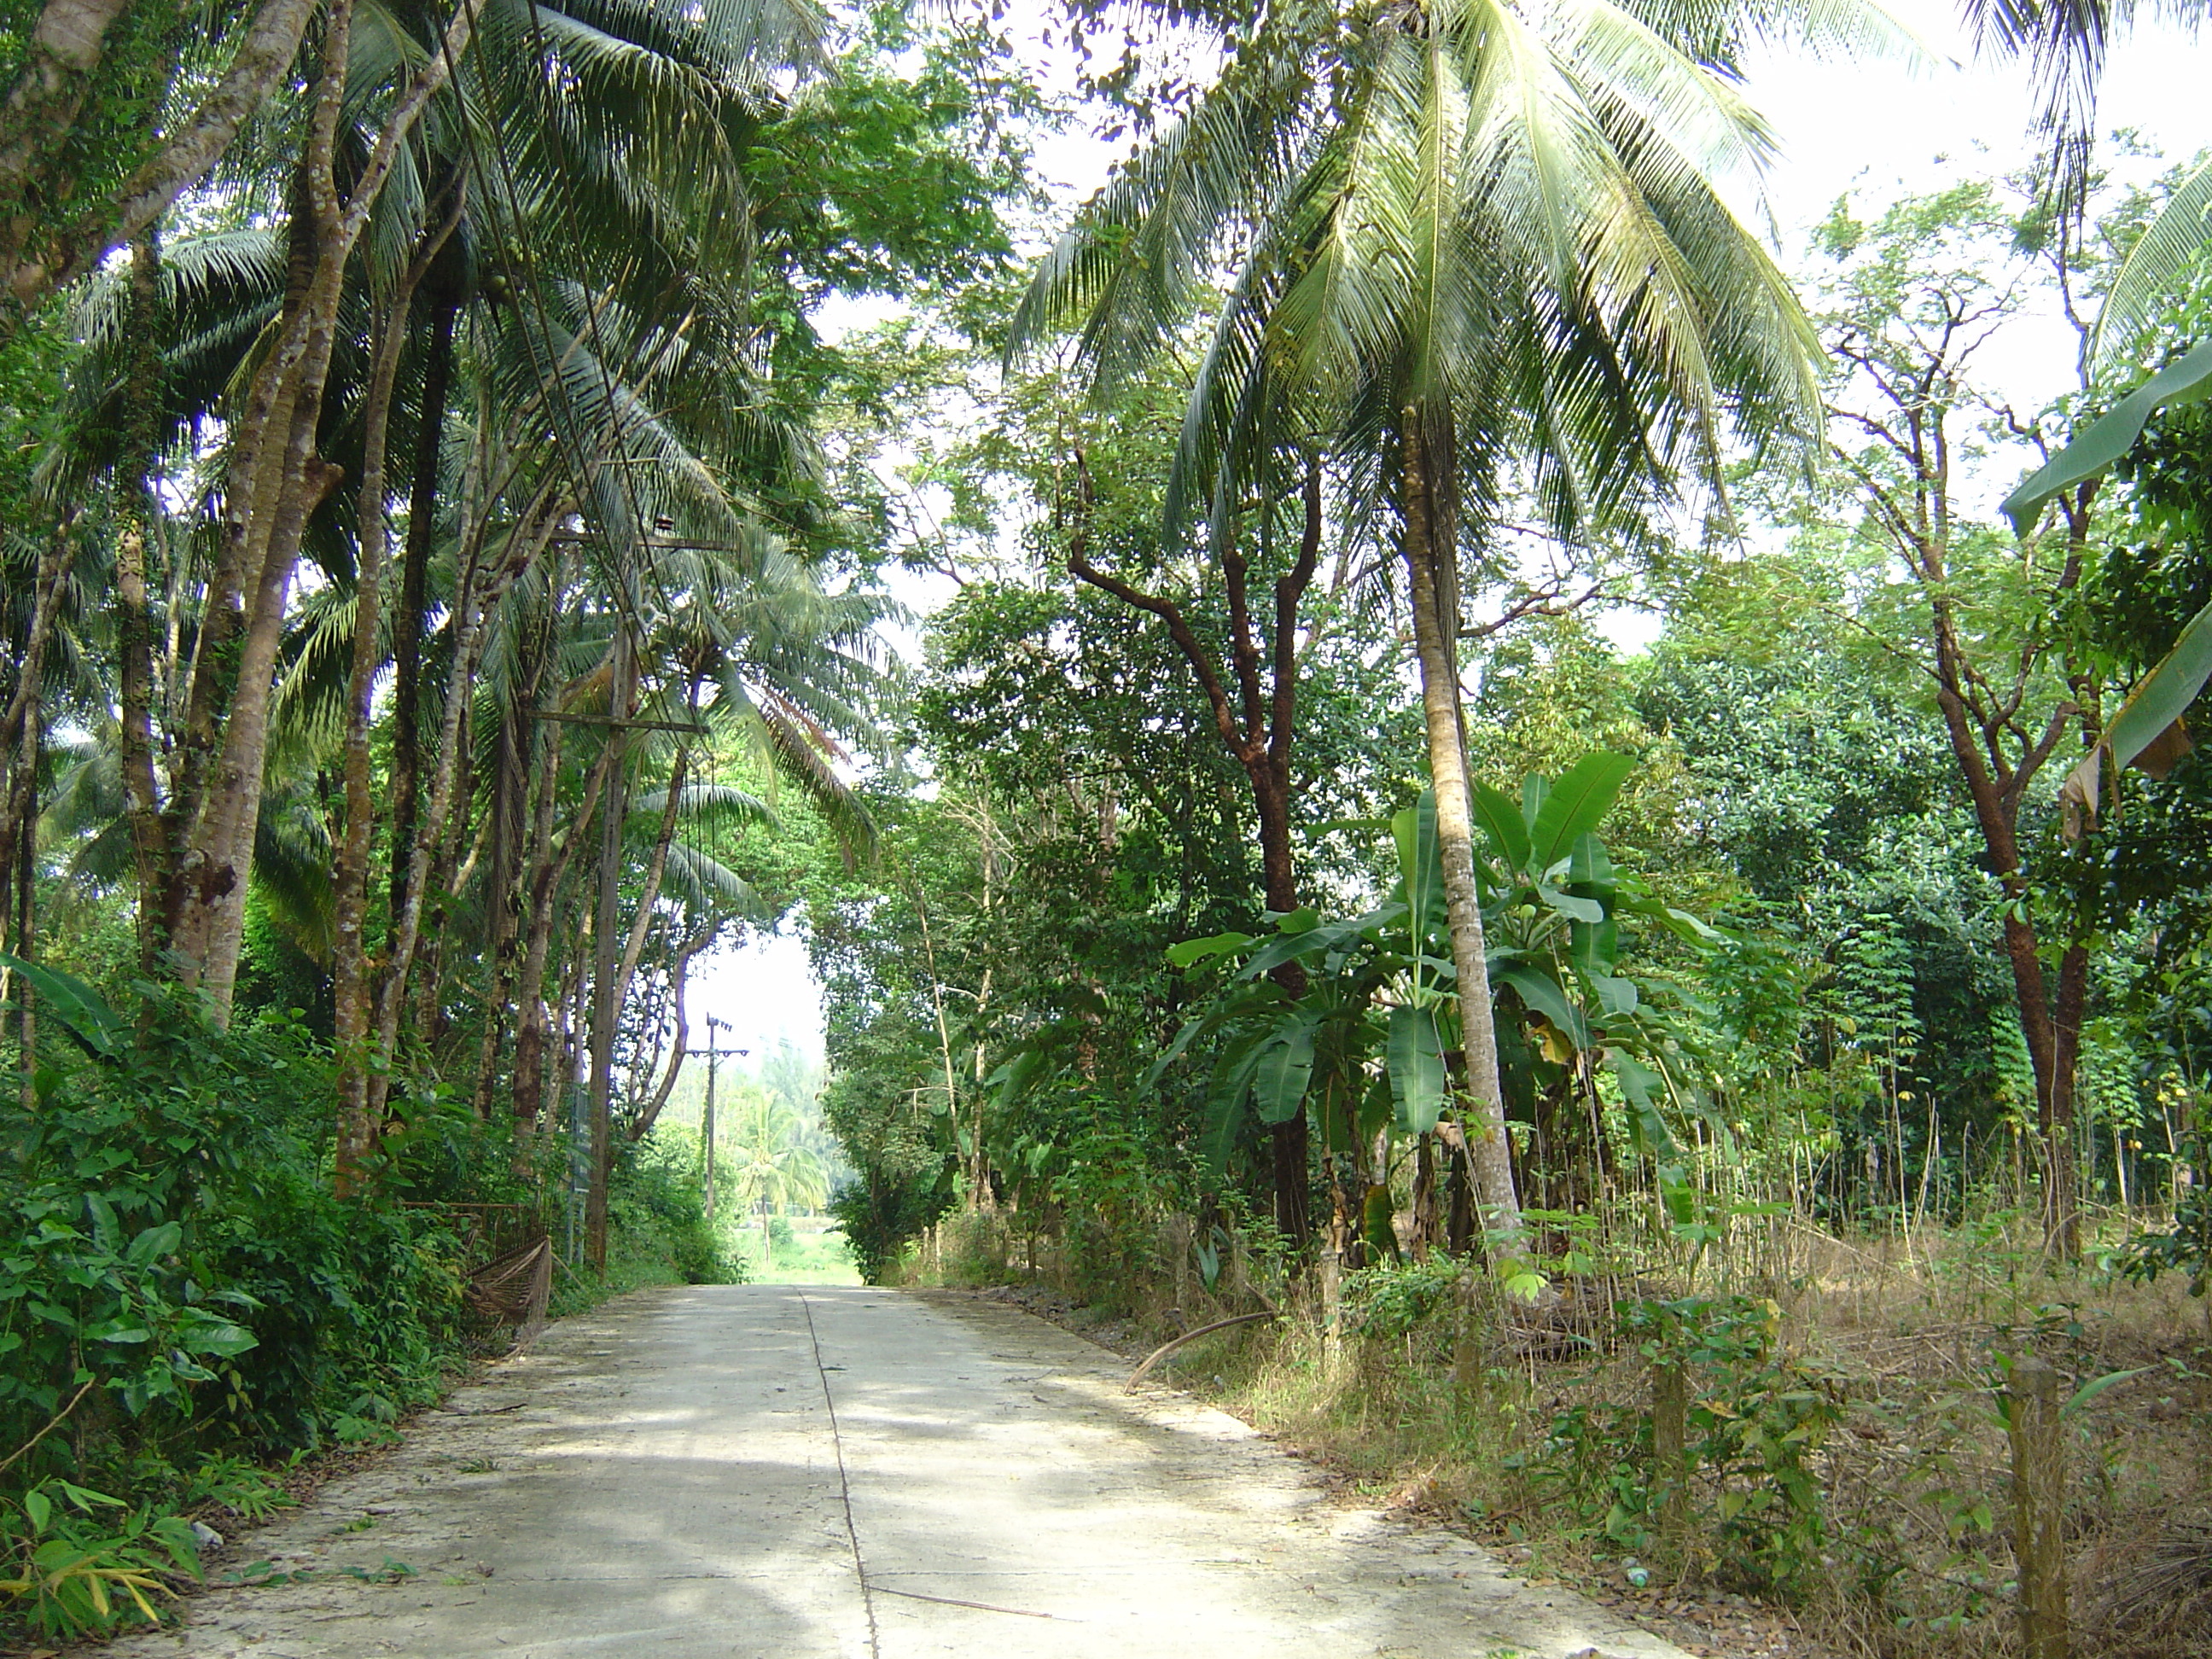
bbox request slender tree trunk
[0,527,75,934]
[377,483,562,1084]
[2049,942,2089,1255]
[1400,411,1523,1253]
[114,235,169,970]
[610,744,688,1017]
[476,632,550,1115]
[6,692,36,1105]
[473,731,527,1108]
[388,277,460,934]
[514,742,612,1131]
[629,924,713,1140]
[411,687,474,1047]
[585,628,637,1270]
[370,528,481,1115]
[332,204,456,1194]
[1934,668,2082,1258]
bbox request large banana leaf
[2059,595,2212,834]
[1471,780,1530,874]
[1253,1015,1318,1126]
[0,954,125,1059]
[1528,753,1635,873]
[1393,791,1444,941]
[1997,337,2212,832]
[1386,1005,1447,1134]
[2001,339,2212,533]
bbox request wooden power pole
[699,1016,747,1220]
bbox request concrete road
[100,1285,1689,1659]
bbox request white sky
[691,0,2210,1060]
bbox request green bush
[1520,1295,1844,1598]
[1342,1258,1464,1342]
[608,1136,740,1288]
[0,968,489,1636]
[830,1165,953,1285]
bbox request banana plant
[1154,754,1729,1263]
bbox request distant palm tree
[725,1092,828,1267]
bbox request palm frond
[2096,154,2212,367]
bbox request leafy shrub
[606,1136,738,1289]
[0,1478,198,1639]
[2116,1113,2211,1301]
[1521,1295,1844,1597]
[0,965,493,1635]
[0,969,477,1462]
[1342,1257,1464,1342]
[1045,1111,1187,1315]
[830,1164,953,1285]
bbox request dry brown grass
[922,1202,2212,1659]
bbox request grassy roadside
[907,1211,2212,1659]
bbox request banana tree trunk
[1400,411,1523,1254]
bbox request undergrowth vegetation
[905,1196,2212,1657]
[0,969,733,1640]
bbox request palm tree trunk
[513,742,613,1132]
[1400,411,1523,1254]
[370,492,555,1121]
[477,632,553,1116]
[610,742,688,1019]
[332,203,459,1194]
[163,0,482,1017]
[114,233,166,971]
[388,274,461,934]
[474,732,527,1103]
[585,627,638,1270]
[5,692,37,1105]
[332,298,410,1194]
[0,527,76,949]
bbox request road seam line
[797,1289,882,1659]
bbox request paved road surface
[101,1285,1689,1659]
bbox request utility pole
[698,1016,748,1221]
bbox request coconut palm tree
[724,1091,828,1268]
[1014,0,1914,1249]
